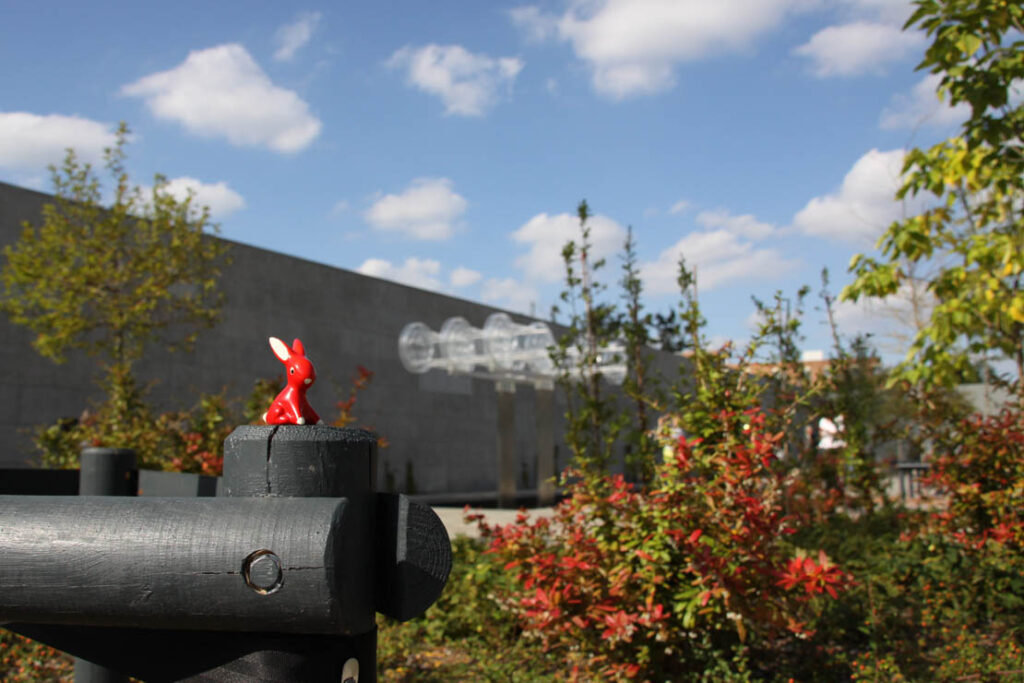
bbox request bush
[0,632,71,682]
[377,536,557,682]
[479,407,849,680]
[926,407,1024,550]
[797,454,1024,680]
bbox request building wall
[0,180,573,494]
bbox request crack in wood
[265,425,279,495]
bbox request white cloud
[273,11,321,62]
[356,257,444,291]
[450,266,482,287]
[839,0,914,25]
[793,0,924,78]
[669,199,691,214]
[879,73,973,130]
[793,21,924,77]
[512,0,812,99]
[696,208,774,240]
[121,44,322,153]
[387,44,523,116]
[0,113,115,170]
[792,148,908,244]
[508,6,559,42]
[831,280,935,355]
[481,277,539,315]
[364,178,467,241]
[158,177,246,218]
[510,211,628,283]
[641,229,797,294]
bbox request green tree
[843,0,1024,397]
[666,257,765,447]
[617,226,659,483]
[551,200,627,480]
[0,123,229,428]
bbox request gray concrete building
[0,180,576,498]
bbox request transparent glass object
[523,322,555,374]
[484,313,555,374]
[398,322,440,374]
[440,316,481,372]
[483,313,516,370]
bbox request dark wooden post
[217,424,378,682]
[78,447,137,497]
[75,447,136,683]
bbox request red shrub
[479,407,849,678]
[925,407,1024,550]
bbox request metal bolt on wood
[243,549,284,594]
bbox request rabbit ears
[269,337,306,362]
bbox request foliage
[925,406,1024,550]
[550,201,628,479]
[667,258,768,451]
[479,407,849,681]
[32,367,385,474]
[652,310,686,353]
[617,226,658,483]
[844,0,1024,394]
[456,197,1024,680]
[377,537,557,682]
[243,375,282,425]
[0,123,229,427]
[380,399,1024,682]
[332,364,390,450]
[815,272,901,511]
[0,631,71,683]
[749,286,815,462]
[800,507,1024,681]
[160,391,233,475]
[793,408,1024,680]
[32,371,175,470]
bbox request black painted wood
[138,469,219,497]
[221,425,376,632]
[75,447,137,683]
[375,493,452,622]
[0,469,79,495]
[217,424,380,682]
[222,424,377,499]
[0,496,361,634]
[79,448,137,496]
[1,424,446,682]
[220,425,273,497]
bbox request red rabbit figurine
[263,337,321,425]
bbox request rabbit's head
[269,337,316,388]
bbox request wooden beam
[0,496,367,635]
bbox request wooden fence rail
[0,424,452,683]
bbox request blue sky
[0,0,966,359]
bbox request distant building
[957,383,1015,416]
[0,180,572,499]
[745,349,835,381]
